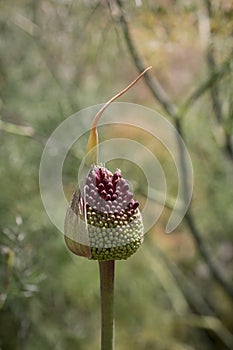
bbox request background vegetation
[0,1,233,349]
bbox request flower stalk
[65,66,151,350]
[99,260,115,350]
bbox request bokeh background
[0,1,233,349]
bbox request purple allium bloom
[65,166,144,261]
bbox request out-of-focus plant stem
[113,0,233,300]
[0,247,14,309]
[203,0,233,161]
[99,260,115,350]
[0,119,35,137]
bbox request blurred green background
[0,1,233,349]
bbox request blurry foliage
[0,1,233,349]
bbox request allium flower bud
[64,67,152,261]
[65,166,144,261]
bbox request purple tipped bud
[98,183,105,191]
[106,194,111,201]
[112,193,118,200]
[132,201,139,210]
[100,190,107,199]
[112,170,121,183]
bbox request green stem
[99,260,115,350]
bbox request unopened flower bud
[65,166,144,261]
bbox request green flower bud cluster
[65,166,144,261]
